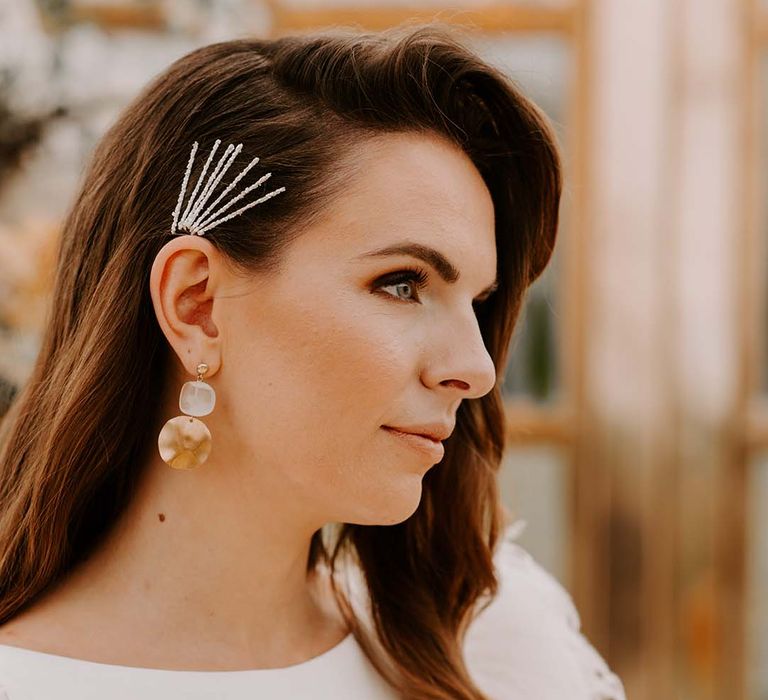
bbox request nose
[421,312,497,400]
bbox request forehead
[304,131,496,258]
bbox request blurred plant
[0,218,60,410]
[0,218,59,332]
[0,67,61,190]
[33,0,71,31]
[35,0,169,32]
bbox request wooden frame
[736,0,765,697]
[266,2,577,35]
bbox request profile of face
[151,131,498,530]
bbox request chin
[348,474,425,526]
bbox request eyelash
[374,266,429,304]
[374,266,491,308]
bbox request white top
[0,523,626,700]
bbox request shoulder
[462,521,627,700]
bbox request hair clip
[170,139,286,237]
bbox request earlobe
[149,236,222,378]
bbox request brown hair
[0,21,561,699]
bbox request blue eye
[374,267,429,303]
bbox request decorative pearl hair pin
[170,138,286,237]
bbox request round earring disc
[158,415,212,469]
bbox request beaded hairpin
[170,139,286,237]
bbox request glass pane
[497,443,570,587]
[468,33,570,136]
[747,451,768,700]
[501,246,562,402]
[467,34,571,404]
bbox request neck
[18,451,350,670]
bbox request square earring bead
[180,380,216,417]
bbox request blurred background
[0,0,759,698]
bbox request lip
[381,426,445,462]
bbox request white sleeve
[463,522,627,700]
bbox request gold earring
[157,362,215,469]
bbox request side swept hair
[0,21,561,699]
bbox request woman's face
[159,131,498,527]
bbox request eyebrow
[356,242,499,299]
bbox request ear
[149,235,224,379]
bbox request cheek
[222,291,420,471]
[219,291,431,524]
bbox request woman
[0,22,626,700]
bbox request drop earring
[157,362,216,469]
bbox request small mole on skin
[158,513,166,522]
